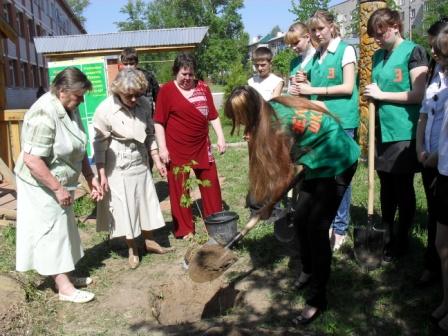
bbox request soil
[187,244,238,283]
[0,274,30,335]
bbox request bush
[223,62,251,102]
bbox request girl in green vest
[295,10,359,251]
[284,22,316,96]
[364,8,428,262]
[224,85,359,325]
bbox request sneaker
[59,289,95,303]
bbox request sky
[83,0,332,40]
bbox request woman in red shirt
[154,53,226,240]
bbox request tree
[289,0,329,23]
[66,0,90,26]
[115,0,149,31]
[116,0,249,83]
[349,0,397,38]
[412,0,448,50]
[270,25,282,36]
[272,49,296,79]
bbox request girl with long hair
[224,85,359,324]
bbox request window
[3,4,10,23]
[20,62,28,87]
[400,12,405,21]
[8,60,17,87]
[411,8,416,18]
[16,12,22,36]
[28,19,35,38]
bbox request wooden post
[358,0,387,156]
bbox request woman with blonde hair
[94,68,173,270]
[284,21,316,96]
[224,85,359,324]
[294,10,359,250]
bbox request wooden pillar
[358,0,387,155]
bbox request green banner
[48,57,108,158]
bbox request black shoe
[292,306,324,326]
[382,247,394,263]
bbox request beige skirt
[96,141,165,239]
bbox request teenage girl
[296,10,359,250]
[364,8,428,262]
[224,86,359,324]
[428,24,448,332]
[415,18,448,286]
[284,22,316,96]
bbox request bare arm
[416,113,428,163]
[23,153,72,206]
[364,66,428,104]
[272,80,284,98]
[154,123,170,164]
[297,62,356,96]
[210,117,226,154]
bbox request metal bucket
[204,211,239,246]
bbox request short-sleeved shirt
[14,92,87,188]
[420,64,448,153]
[270,101,360,180]
[248,73,284,101]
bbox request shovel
[353,101,385,271]
[188,170,306,283]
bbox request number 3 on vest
[393,68,402,82]
[327,68,335,79]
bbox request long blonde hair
[224,86,326,204]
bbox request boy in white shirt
[248,47,284,101]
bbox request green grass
[0,147,440,335]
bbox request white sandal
[59,289,95,303]
[69,276,93,288]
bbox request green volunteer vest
[289,55,313,77]
[270,101,360,180]
[309,41,359,129]
[371,40,420,142]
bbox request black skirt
[375,139,421,173]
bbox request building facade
[1,0,85,109]
[329,0,425,38]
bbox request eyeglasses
[122,61,136,67]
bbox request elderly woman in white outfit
[94,68,172,270]
[15,67,103,303]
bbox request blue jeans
[331,128,355,235]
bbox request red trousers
[167,161,223,238]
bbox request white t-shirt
[248,73,284,101]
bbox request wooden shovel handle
[368,101,375,216]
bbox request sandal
[59,289,95,303]
[293,272,311,290]
[145,240,175,254]
[69,276,93,288]
[292,305,323,326]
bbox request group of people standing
[234,8,448,327]
[14,49,226,303]
[11,5,448,331]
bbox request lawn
[0,146,440,335]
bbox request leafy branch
[173,160,211,208]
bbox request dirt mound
[0,274,30,335]
[188,245,238,283]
